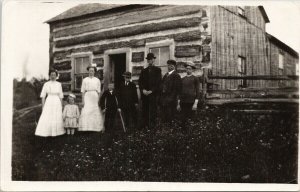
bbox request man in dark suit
[160,59,182,125]
[119,71,139,132]
[138,53,162,129]
[100,83,121,145]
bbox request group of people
[35,52,200,142]
[139,53,200,131]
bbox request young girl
[63,94,80,135]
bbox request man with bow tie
[119,71,139,132]
[160,59,182,126]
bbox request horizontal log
[132,52,145,62]
[175,45,201,58]
[173,30,201,42]
[55,17,201,48]
[54,30,203,60]
[53,61,71,70]
[208,75,299,80]
[54,5,203,38]
[206,98,299,105]
[208,88,298,94]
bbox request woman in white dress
[35,69,65,137]
[79,64,104,132]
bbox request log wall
[49,5,208,93]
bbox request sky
[2,0,300,80]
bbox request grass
[12,103,298,183]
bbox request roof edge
[258,6,270,23]
[267,33,299,59]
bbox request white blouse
[40,81,64,98]
[81,77,101,93]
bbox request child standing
[63,94,80,135]
[100,83,121,144]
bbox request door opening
[109,53,126,93]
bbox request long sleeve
[97,78,101,93]
[59,83,64,99]
[81,78,86,93]
[132,84,138,104]
[100,91,107,109]
[40,83,47,98]
[194,77,200,100]
[75,105,80,118]
[62,106,67,119]
[176,74,182,99]
[152,68,162,94]
[138,70,144,92]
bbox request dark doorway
[109,53,126,93]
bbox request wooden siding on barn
[210,6,268,98]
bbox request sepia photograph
[1,0,299,191]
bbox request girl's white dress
[35,81,65,137]
[79,77,104,132]
[63,104,80,128]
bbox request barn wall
[210,5,268,98]
[50,5,208,93]
[267,40,299,87]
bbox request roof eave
[258,6,270,23]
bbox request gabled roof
[258,6,270,23]
[267,33,299,58]
[46,3,125,23]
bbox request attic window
[238,6,246,17]
[278,53,284,70]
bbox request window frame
[278,52,284,70]
[71,53,93,91]
[145,39,175,76]
[237,55,247,88]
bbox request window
[238,6,245,17]
[74,56,90,90]
[238,56,246,75]
[296,64,299,76]
[149,46,170,75]
[279,53,284,70]
[237,56,247,88]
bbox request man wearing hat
[177,61,200,132]
[138,52,162,129]
[119,71,139,132]
[160,59,182,125]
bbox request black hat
[123,71,132,77]
[145,53,156,60]
[86,63,97,72]
[184,61,196,69]
[167,59,176,66]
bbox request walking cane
[118,110,126,133]
[115,96,126,133]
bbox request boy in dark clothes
[100,83,121,144]
[119,72,139,132]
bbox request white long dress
[35,81,65,137]
[79,77,104,132]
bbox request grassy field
[12,103,298,183]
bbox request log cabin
[46,4,298,100]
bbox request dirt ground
[12,103,298,183]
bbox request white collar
[168,70,175,75]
